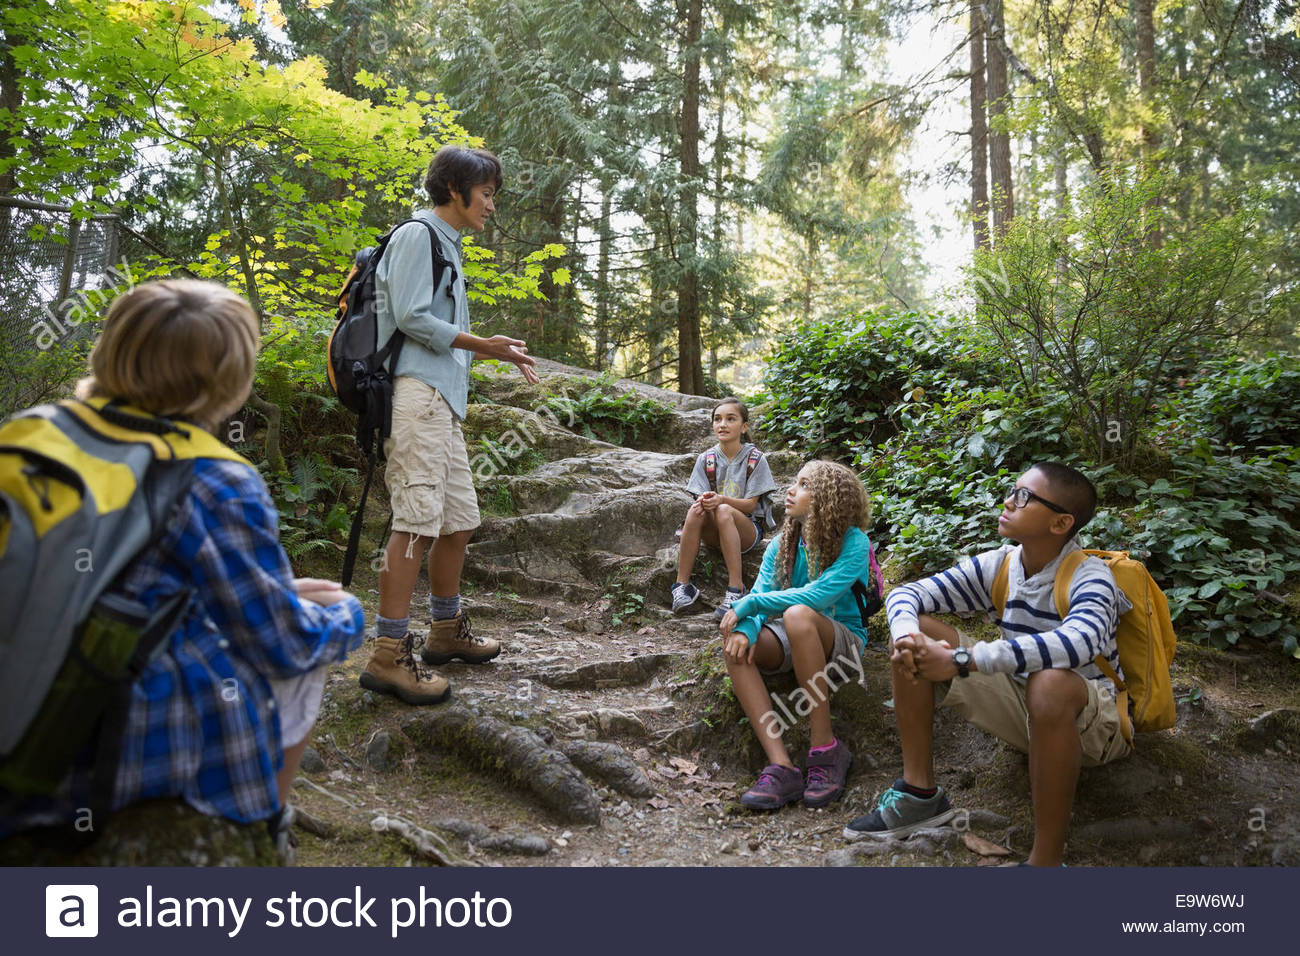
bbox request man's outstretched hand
[476,335,540,384]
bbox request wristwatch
[952,646,971,678]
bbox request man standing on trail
[359,146,540,706]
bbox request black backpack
[327,218,456,585]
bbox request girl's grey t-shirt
[686,442,779,528]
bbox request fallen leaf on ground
[647,796,672,810]
[963,832,1013,857]
[669,757,699,775]
[681,772,714,786]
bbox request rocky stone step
[463,402,617,468]
[533,652,683,689]
[470,498,688,584]
[490,449,696,516]
[464,562,603,603]
[471,357,719,456]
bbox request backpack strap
[991,553,1011,615]
[993,548,1133,743]
[744,446,762,481]
[86,587,193,837]
[339,218,450,588]
[850,579,882,628]
[63,400,252,466]
[1092,652,1133,746]
[867,541,884,596]
[1051,549,1087,619]
[704,451,717,491]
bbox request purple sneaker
[803,740,852,808]
[739,763,804,810]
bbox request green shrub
[970,170,1288,468]
[1168,354,1300,450]
[264,453,356,564]
[1119,445,1300,655]
[758,308,999,458]
[760,319,1300,655]
[862,385,1078,574]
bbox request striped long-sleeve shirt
[885,539,1129,688]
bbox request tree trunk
[0,20,23,262]
[534,177,566,351]
[1135,0,1162,247]
[708,60,727,381]
[970,1,990,251]
[212,149,283,472]
[1054,150,1068,216]
[595,187,613,372]
[803,228,816,323]
[1135,0,1158,163]
[676,0,705,396]
[985,0,1014,238]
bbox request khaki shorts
[269,665,330,748]
[936,630,1132,767]
[383,377,480,539]
[759,614,864,682]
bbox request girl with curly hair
[719,460,881,810]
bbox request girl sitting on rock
[670,397,777,619]
[719,460,876,810]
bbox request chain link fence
[0,197,124,418]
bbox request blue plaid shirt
[1,459,364,836]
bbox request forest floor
[287,360,1300,868]
[290,592,1300,869]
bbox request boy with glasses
[843,462,1132,866]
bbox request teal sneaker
[842,778,955,841]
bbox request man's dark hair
[1032,461,1097,537]
[425,146,503,205]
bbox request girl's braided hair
[775,460,871,587]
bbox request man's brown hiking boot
[359,634,451,705]
[421,611,500,665]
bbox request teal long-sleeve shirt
[731,526,873,647]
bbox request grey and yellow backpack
[0,398,250,809]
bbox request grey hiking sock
[430,593,461,621]
[376,615,409,639]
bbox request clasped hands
[892,632,961,683]
[694,491,721,512]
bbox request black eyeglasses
[1006,486,1070,515]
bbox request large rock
[470,358,716,455]
[463,403,616,470]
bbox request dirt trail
[290,361,1300,868]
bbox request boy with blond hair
[0,279,364,839]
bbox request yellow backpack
[991,549,1178,747]
[0,398,250,798]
